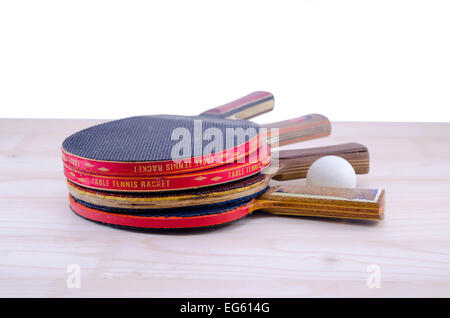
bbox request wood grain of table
[0,119,449,297]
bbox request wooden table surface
[1,119,449,297]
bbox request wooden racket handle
[261,114,331,146]
[199,91,274,120]
[253,185,385,221]
[271,143,370,181]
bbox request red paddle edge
[62,133,264,177]
[69,195,252,229]
[64,151,271,192]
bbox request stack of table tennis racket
[62,92,385,230]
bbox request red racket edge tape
[62,133,265,177]
[69,195,249,229]
[64,153,272,192]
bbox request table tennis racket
[62,113,331,177]
[67,143,370,209]
[62,91,272,175]
[63,108,334,191]
[61,90,331,177]
[68,184,385,230]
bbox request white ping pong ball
[306,155,357,188]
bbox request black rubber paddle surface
[62,115,259,162]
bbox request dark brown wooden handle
[261,114,331,146]
[252,185,384,221]
[271,142,370,181]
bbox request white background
[0,0,449,122]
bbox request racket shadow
[253,211,381,227]
[74,208,379,236]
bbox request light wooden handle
[271,142,370,181]
[253,185,385,221]
[261,114,331,146]
[199,91,274,120]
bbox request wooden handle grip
[272,143,370,181]
[261,114,331,146]
[253,185,385,221]
[199,91,274,120]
